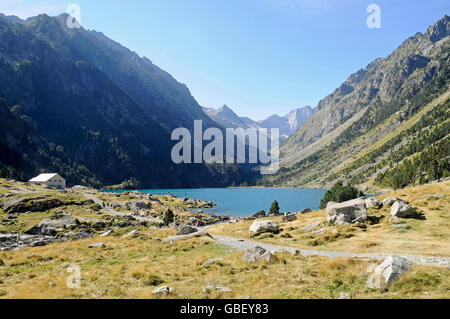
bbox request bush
[319,181,363,209]
[163,209,174,226]
[269,200,280,215]
[144,274,164,286]
[89,203,103,211]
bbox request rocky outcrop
[128,201,151,211]
[367,256,412,289]
[243,246,277,263]
[249,220,278,234]
[1,196,93,214]
[25,215,79,236]
[390,201,418,219]
[326,198,367,225]
[0,233,54,251]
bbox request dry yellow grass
[0,179,448,299]
[1,227,448,299]
[208,181,450,257]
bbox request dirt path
[211,234,450,267]
[83,193,162,223]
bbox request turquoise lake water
[110,188,327,217]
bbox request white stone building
[29,173,66,189]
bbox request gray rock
[121,230,140,238]
[249,220,278,233]
[301,221,321,231]
[282,214,297,222]
[163,231,214,243]
[299,208,312,214]
[367,256,412,289]
[68,229,93,240]
[390,201,417,219]
[382,197,406,207]
[252,210,266,218]
[243,246,277,263]
[0,233,54,251]
[88,242,105,248]
[26,215,79,236]
[152,286,173,295]
[92,221,106,230]
[176,225,198,236]
[202,258,224,266]
[202,284,232,293]
[129,201,151,211]
[365,198,382,209]
[326,198,367,225]
[311,227,327,235]
[99,230,113,237]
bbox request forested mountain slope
[0,13,254,188]
[261,15,450,189]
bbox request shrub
[163,209,174,226]
[89,203,103,211]
[145,274,164,286]
[319,181,363,209]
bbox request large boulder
[243,246,277,263]
[382,197,406,207]
[367,256,412,289]
[326,198,367,225]
[365,198,382,209]
[390,201,417,219]
[249,220,278,234]
[282,214,297,222]
[26,215,79,236]
[176,225,198,236]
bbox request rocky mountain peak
[425,15,450,43]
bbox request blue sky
[1,0,449,120]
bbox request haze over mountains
[203,105,315,139]
[0,12,448,190]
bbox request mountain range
[0,12,448,191]
[203,105,315,139]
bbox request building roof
[29,173,60,182]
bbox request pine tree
[269,200,280,215]
[163,209,174,226]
